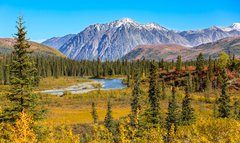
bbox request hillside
[123,37,240,61]
[122,44,191,61]
[0,38,66,57]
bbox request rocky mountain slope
[42,18,240,60]
[123,37,240,61]
[0,38,66,57]
[42,34,75,50]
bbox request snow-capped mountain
[42,18,240,60]
[221,23,240,31]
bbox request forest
[0,18,240,143]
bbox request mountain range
[42,18,240,60]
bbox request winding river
[41,78,127,96]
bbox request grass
[1,76,240,133]
[39,86,132,126]
[37,76,92,90]
[39,80,240,127]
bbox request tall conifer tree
[218,69,231,118]
[176,56,182,71]
[130,73,141,128]
[147,62,161,127]
[181,85,195,125]
[104,99,116,134]
[166,86,178,133]
[2,17,40,121]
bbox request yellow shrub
[0,111,37,143]
[175,117,240,143]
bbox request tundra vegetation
[0,18,240,143]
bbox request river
[41,78,127,96]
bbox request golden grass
[44,107,130,126]
[1,76,239,129]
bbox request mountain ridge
[42,18,240,60]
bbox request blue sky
[0,0,239,42]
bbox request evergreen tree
[91,102,98,124]
[196,53,204,72]
[2,17,41,121]
[181,85,195,125]
[104,99,116,134]
[130,73,141,128]
[147,62,161,126]
[218,69,231,118]
[176,56,182,71]
[96,58,102,78]
[166,86,178,141]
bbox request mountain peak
[144,23,168,31]
[119,18,135,23]
[221,22,240,31]
[109,18,139,28]
[231,23,240,29]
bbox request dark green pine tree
[91,102,98,124]
[166,86,178,133]
[165,86,178,143]
[130,73,141,128]
[181,85,195,125]
[196,53,205,72]
[176,56,182,71]
[218,69,231,118]
[104,99,116,134]
[2,17,41,121]
[147,62,161,127]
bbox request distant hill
[122,37,240,61]
[0,38,66,57]
[122,44,190,61]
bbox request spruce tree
[165,86,178,143]
[166,86,178,133]
[104,99,116,134]
[176,56,182,71]
[196,53,204,72]
[91,102,98,124]
[204,75,212,103]
[2,17,41,121]
[181,85,195,125]
[147,62,161,126]
[218,69,231,118]
[130,73,141,128]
